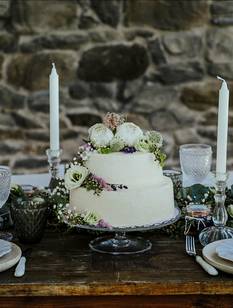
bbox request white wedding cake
[64,113,175,228]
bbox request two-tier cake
[64,113,175,228]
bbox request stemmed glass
[0,166,11,241]
[179,144,212,185]
[180,144,212,219]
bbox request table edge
[0,281,233,297]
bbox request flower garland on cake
[50,112,167,229]
[49,181,233,234]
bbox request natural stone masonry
[77,44,149,82]
[125,0,209,30]
[0,0,233,173]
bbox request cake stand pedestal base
[69,208,180,255]
[89,232,152,255]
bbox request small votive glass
[10,186,48,244]
[185,204,212,236]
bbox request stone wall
[0,0,233,173]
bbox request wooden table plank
[0,231,232,298]
[1,295,233,308]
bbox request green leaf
[98,147,112,154]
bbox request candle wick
[217,76,228,90]
[217,76,225,82]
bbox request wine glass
[0,166,12,241]
[179,144,212,185]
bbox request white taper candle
[49,63,59,151]
[216,76,229,178]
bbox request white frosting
[69,151,175,228]
[70,176,174,227]
[85,152,163,186]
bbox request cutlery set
[0,239,31,277]
[185,235,218,276]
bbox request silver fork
[186,235,218,276]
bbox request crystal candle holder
[199,172,233,246]
[46,148,62,189]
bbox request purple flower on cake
[88,123,114,148]
[115,122,143,147]
[91,174,113,191]
[103,112,125,131]
[121,146,136,153]
[97,219,112,229]
[79,143,93,151]
[64,164,89,190]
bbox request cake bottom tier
[70,176,175,228]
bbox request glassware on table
[11,203,48,244]
[10,198,48,244]
[163,169,182,195]
[199,172,233,246]
[0,166,12,241]
[179,144,212,185]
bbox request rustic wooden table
[0,231,232,308]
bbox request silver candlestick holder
[46,148,62,189]
[199,172,233,246]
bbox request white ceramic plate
[0,243,22,273]
[216,239,233,263]
[203,239,233,275]
[0,239,12,258]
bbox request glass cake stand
[71,208,180,255]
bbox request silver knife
[14,248,32,278]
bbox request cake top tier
[64,113,166,194]
[85,152,163,186]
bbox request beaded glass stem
[199,172,233,246]
[46,149,62,189]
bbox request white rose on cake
[115,122,143,146]
[89,123,114,148]
[65,164,89,190]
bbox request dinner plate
[203,239,233,275]
[0,239,12,258]
[0,243,22,273]
[216,239,233,263]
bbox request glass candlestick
[46,149,62,189]
[199,172,233,246]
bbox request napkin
[216,240,233,263]
[0,239,12,258]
